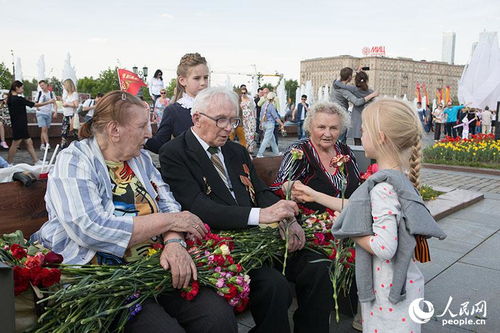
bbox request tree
[165,78,176,99]
[77,76,99,96]
[48,77,63,96]
[95,68,120,94]
[285,79,299,104]
[261,83,274,91]
[22,79,38,99]
[0,63,13,90]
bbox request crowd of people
[2,52,494,332]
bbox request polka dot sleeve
[368,182,401,260]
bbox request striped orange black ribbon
[414,235,430,263]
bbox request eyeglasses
[199,112,241,129]
[160,92,166,95]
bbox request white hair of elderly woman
[191,87,239,116]
[303,101,351,134]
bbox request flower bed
[423,134,500,169]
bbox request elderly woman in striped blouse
[31,91,237,333]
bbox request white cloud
[161,13,174,19]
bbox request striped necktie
[207,146,231,190]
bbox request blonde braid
[408,132,422,189]
[173,53,208,103]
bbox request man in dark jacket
[160,87,335,333]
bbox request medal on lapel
[203,177,212,195]
[240,164,256,205]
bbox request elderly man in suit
[160,87,335,333]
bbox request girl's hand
[291,180,318,203]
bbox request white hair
[191,87,239,116]
[303,101,350,134]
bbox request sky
[1,0,499,87]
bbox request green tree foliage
[48,77,63,96]
[261,83,274,91]
[22,79,38,99]
[165,78,176,99]
[95,68,120,94]
[0,63,13,89]
[284,79,298,104]
[77,76,98,96]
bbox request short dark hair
[257,87,263,92]
[417,102,422,105]
[301,95,307,99]
[97,93,104,98]
[340,67,353,81]
[240,84,247,88]
[39,80,47,85]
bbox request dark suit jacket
[145,102,193,154]
[296,102,309,121]
[159,129,279,230]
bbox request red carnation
[13,266,31,295]
[234,298,249,313]
[224,285,238,300]
[44,251,63,266]
[40,268,62,288]
[10,244,27,260]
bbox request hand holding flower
[291,180,319,203]
[278,219,305,252]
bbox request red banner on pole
[117,69,147,96]
[415,82,422,103]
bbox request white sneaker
[256,155,264,158]
[40,144,45,150]
[35,160,44,166]
[46,143,51,150]
[0,141,8,149]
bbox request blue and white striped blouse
[30,138,181,264]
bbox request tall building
[300,55,464,102]
[442,32,456,64]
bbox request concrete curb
[423,163,500,176]
[427,186,484,221]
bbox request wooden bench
[0,157,284,238]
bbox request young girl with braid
[292,99,446,333]
[145,53,209,153]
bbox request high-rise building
[300,55,464,101]
[442,32,456,64]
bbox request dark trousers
[124,288,237,333]
[286,249,358,333]
[339,128,348,144]
[445,122,457,137]
[249,250,357,333]
[297,120,305,140]
[274,125,280,145]
[434,123,442,141]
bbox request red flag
[415,82,422,103]
[422,83,429,106]
[117,69,147,96]
[445,86,451,104]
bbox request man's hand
[166,211,207,239]
[259,200,298,224]
[278,219,305,252]
[160,243,197,289]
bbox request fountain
[61,53,77,87]
[276,79,287,117]
[14,58,23,81]
[37,55,46,81]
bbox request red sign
[117,69,147,96]
[362,46,386,57]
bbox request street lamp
[132,66,149,97]
[132,66,148,81]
